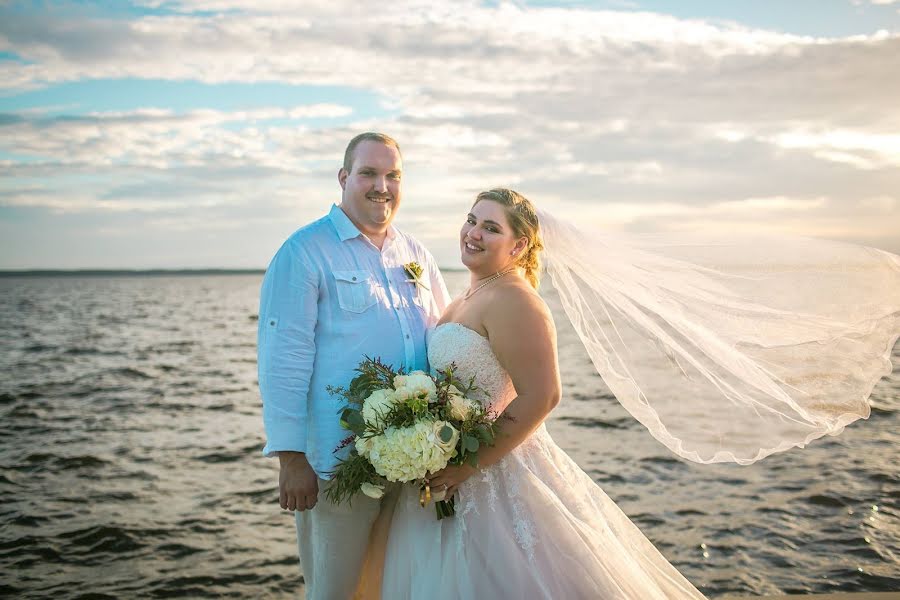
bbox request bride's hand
[427,464,478,499]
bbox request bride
[364,187,899,599]
[379,189,708,599]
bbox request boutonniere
[403,261,430,290]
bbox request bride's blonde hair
[473,188,544,289]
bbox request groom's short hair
[343,132,402,173]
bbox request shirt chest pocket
[332,270,378,314]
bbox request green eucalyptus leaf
[341,411,365,435]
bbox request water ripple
[1,273,897,598]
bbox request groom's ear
[338,167,348,190]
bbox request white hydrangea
[361,388,397,426]
[355,435,374,458]
[367,421,458,482]
[393,371,437,403]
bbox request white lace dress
[379,323,707,600]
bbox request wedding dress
[379,322,707,599]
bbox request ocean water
[1,272,897,599]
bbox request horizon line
[0,267,468,277]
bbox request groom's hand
[278,451,318,512]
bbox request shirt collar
[329,203,398,244]
[328,204,362,242]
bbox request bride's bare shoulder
[485,278,554,333]
[483,278,558,378]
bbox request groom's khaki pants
[295,478,398,600]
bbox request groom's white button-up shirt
[258,204,450,478]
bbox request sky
[1,0,899,269]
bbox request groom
[257,132,450,599]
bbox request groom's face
[338,141,403,237]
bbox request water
[1,273,897,599]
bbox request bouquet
[325,357,499,519]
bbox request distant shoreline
[0,269,266,277]
[0,268,468,277]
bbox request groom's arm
[258,238,318,456]
[258,239,320,510]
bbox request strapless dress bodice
[426,322,516,413]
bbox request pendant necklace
[464,268,516,300]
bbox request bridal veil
[538,209,900,464]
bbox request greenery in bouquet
[325,356,499,519]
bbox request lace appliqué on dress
[428,324,538,560]
[382,323,709,599]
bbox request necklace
[464,268,516,300]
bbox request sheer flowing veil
[538,209,900,464]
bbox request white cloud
[714,126,900,169]
[1,1,899,267]
[771,129,900,163]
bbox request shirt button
[352,276,357,281]
[406,334,410,339]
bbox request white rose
[431,421,459,455]
[360,482,385,499]
[447,387,476,421]
[362,388,397,426]
[394,371,437,403]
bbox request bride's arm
[428,284,561,492]
[476,284,562,467]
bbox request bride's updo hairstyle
[473,188,544,290]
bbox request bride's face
[460,200,526,274]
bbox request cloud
[711,126,900,170]
[0,104,354,174]
[1,1,899,267]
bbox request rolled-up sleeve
[258,239,318,457]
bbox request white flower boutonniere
[403,261,430,290]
